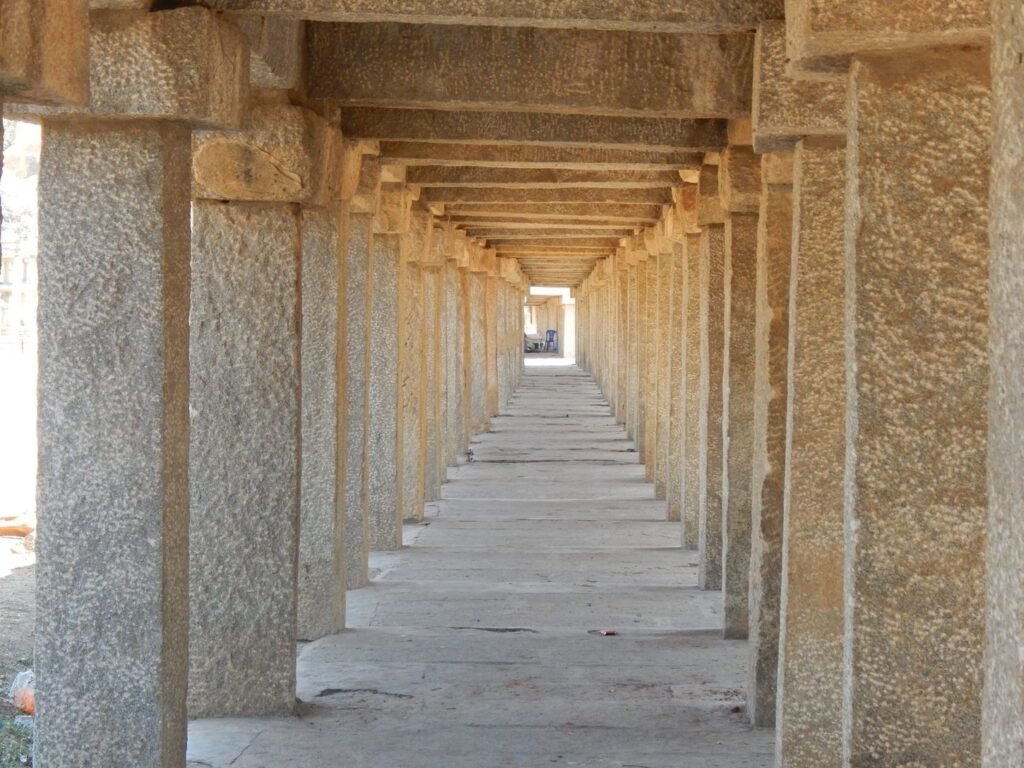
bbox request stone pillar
[33,11,245,758]
[445,240,466,463]
[37,118,194,768]
[189,103,343,707]
[616,255,629,423]
[666,240,686,523]
[397,213,429,524]
[773,139,847,766]
[423,231,446,501]
[682,233,703,550]
[643,252,659,480]
[843,50,989,764]
[747,152,793,727]
[486,273,500,415]
[465,263,489,434]
[626,263,641,441]
[986,5,1024,762]
[655,243,673,501]
[367,187,407,551]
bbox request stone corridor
[188,365,772,768]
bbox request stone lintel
[719,146,762,213]
[192,0,784,34]
[405,166,684,189]
[17,8,249,127]
[341,108,727,151]
[698,164,726,225]
[1,0,89,105]
[310,24,754,119]
[423,187,675,206]
[753,20,846,153]
[379,141,704,170]
[193,104,342,205]
[786,0,990,78]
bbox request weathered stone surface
[36,122,190,767]
[666,242,685,522]
[786,0,990,76]
[445,258,466,462]
[682,234,702,549]
[28,8,248,126]
[310,24,754,118]
[423,262,445,501]
[199,0,784,33]
[775,142,845,767]
[189,201,300,717]
[655,247,673,501]
[424,187,674,205]
[367,232,403,550]
[381,142,703,171]
[844,51,989,766]
[748,153,792,728]
[446,203,662,223]
[0,0,88,104]
[616,260,629,423]
[723,213,758,639]
[298,205,344,641]
[230,14,304,89]
[985,4,1024,764]
[752,20,845,152]
[486,276,501,415]
[698,225,725,591]
[343,213,372,587]
[719,146,762,213]
[193,105,339,204]
[626,266,640,441]
[698,163,726,225]
[642,256,658,478]
[465,271,489,434]
[398,221,428,524]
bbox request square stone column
[422,236,446,501]
[643,253,659,480]
[445,252,466,463]
[844,50,989,765]
[748,152,794,727]
[616,259,629,424]
[774,139,846,767]
[723,213,758,637]
[626,264,641,441]
[986,5,1024,763]
[698,224,726,590]
[397,216,429,524]
[486,274,500,416]
[655,246,673,501]
[682,233,703,550]
[465,268,489,435]
[666,241,686,523]
[33,8,247,764]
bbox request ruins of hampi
[0,1,1020,766]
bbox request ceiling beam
[443,203,662,222]
[487,237,624,248]
[309,24,754,118]
[422,187,674,205]
[203,0,783,33]
[341,109,727,151]
[408,167,681,188]
[379,142,703,170]
[451,219,643,230]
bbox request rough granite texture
[719,146,762,213]
[229,14,304,90]
[752,20,845,152]
[786,0,989,76]
[367,233,402,551]
[698,225,725,591]
[189,202,300,718]
[985,4,1024,764]
[748,156,792,728]
[626,266,640,440]
[844,52,989,767]
[310,24,753,118]
[298,205,344,641]
[36,122,191,768]
[341,108,727,152]
[202,0,784,32]
[682,234,702,550]
[466,272,489,434]
[382,140,703,170]
[343,213,372,588]
[423,267,443,501]
[616,266,629,424]
[635,260,649,455]
[655,248,672,502]
[643,257,658,480]
[775,143,846,768]
[666,242,685,523]
[486,276,500,416]
[0,0,88,104]
[445,261,465,463]
[398,258,425,523]
[723,213,758,640]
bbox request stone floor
[188,365,773,768]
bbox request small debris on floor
[588,629,619,637]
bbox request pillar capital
[0,0,89,105]
[193,104,343,205]
[753,20,846,153]
[673,184,703,235]
[697,163,726,226]
[762,152,795,188]
[719,146,762,214]
[375,183,414,234]
[17,8,248,128]
[340,140,382,213]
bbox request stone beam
[453,219,644,230]
[786,0,990,77]
[342,109,727,151]
[0,0,88,104]
[201,0,783,32]
[423,187,674,205]
[752,20,845,152]
[380,142,703,170]
[476,230,632,240]
[488,237,622,248]
[407,167,683,188]
[230,14,304,90]
[310,24,754,118]
[444,204,663,223]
